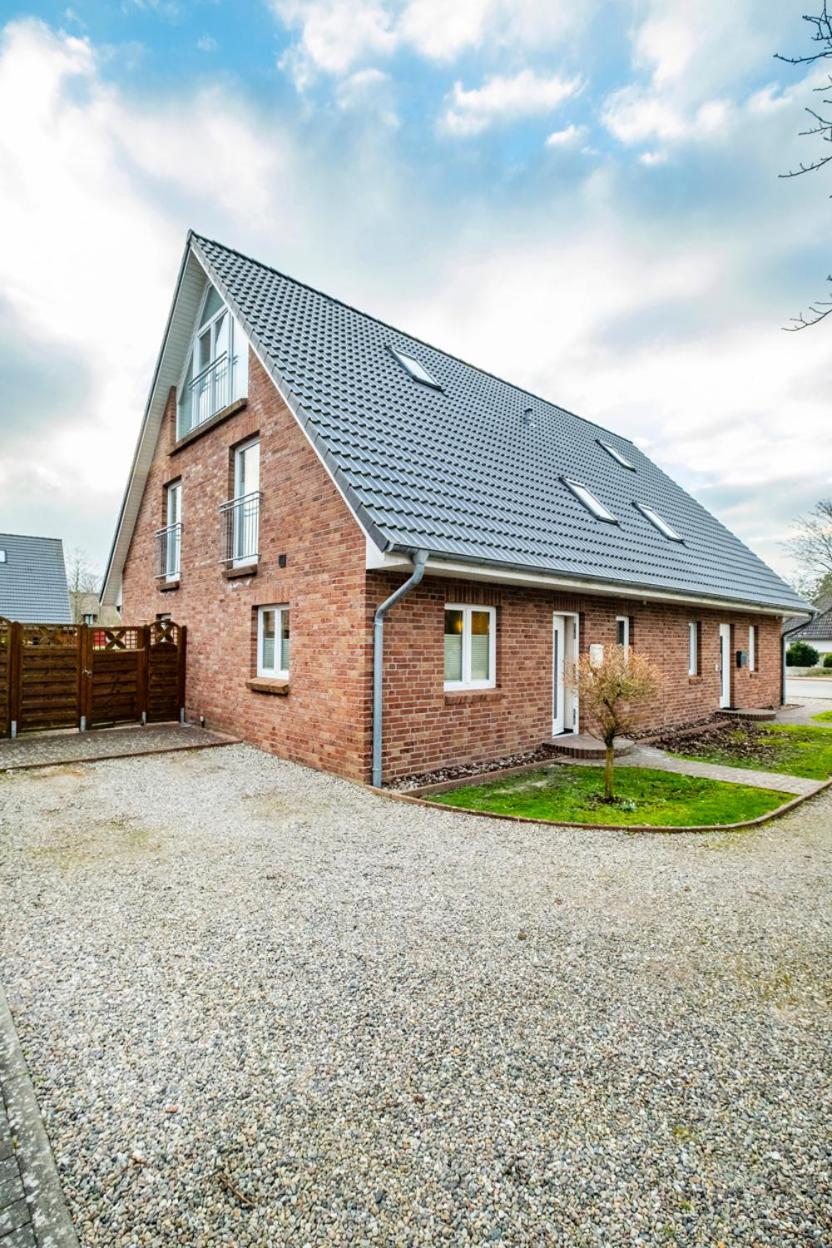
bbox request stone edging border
[372,773,832,834]
[0,986,79,1247]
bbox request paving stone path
[0,723,236,772]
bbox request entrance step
[550,734,634,760]
[716,707,777,722]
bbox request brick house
[101,232,810,783]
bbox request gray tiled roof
[785,605,832,640]
[0,534,71,623]
[193,233,807,614]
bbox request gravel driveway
[1,746,830,1247]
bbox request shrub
[786,641,820,667]
[824,653,832,669]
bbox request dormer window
[177,284,248,439]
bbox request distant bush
[786,641,820,667]
[824,653,832,669]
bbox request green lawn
[426,765,787,827]
[675,724,832,781]
[811,710,832,724]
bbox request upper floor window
[177,284,248,439]
[221,438,260,568]
[155,479,182,581]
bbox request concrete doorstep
[0,989,78,1248]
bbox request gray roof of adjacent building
[102,230,811,615]
[784,604,832,640]
[0,533,71,623]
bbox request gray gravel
[0,746,830,1247]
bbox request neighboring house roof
[103,231,810,615]
[0,534,71,623]
[784,605,832,641]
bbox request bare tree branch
[783,276,832,329]
[786,498,832,582]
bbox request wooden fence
[0,618,186,738]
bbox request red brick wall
[121,350,371,780]
[370,573,783,780]
[121,347,784,785]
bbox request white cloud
[638,149,667,166]
[602,89,732,145]
[441,69,582,137]
[545,123,585,148]
[196,34,218,52]
[273,0,395,87]
[272,0,587,84]
[335,67,399,126]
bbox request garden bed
[655,720,832,781]
[425,764,788,828]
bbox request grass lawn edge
[374,769,832,834]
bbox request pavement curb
[0,988,78,1248]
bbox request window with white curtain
[257,605,290,678]
[444,605,496,690]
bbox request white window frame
[389,346,442,390]
[232,438,260,568]
[635,501,683,542]
[562,478,618,524]
[688,620,699,676]
[164,479,182,581]
[748,623,757,672]
[615,615,630,655]
[597,439,636,471]
[257,604,290,679]
[176,284,248,438]
[444,604,496,692]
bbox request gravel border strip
[371,774,832,833]
[0,988,78,1248]
[0,736,240,774]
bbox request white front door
[552,613,579,736]
[719,623,732,708]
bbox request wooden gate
[0,618,187,737]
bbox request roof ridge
[190,230,635,445]
[0,533,64,544]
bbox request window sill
[172,398,248,453]
[444,688,502,706]
[158,579,180,593]
[687,675,702,683]
[246,678,289,696]
[224,563,258,580]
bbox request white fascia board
[367,550,806,618]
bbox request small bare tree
[776,4,832,329]
[65,548,101,622]
[571,648,661,802]
[786,498,832,594]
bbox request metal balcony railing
[155,522,182,580]
[220,491,261,565]
[186,352,231,432]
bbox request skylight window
[562,478,618,524]
[635,501,683,542]
[597,439,635,471]
[389,346,442,390]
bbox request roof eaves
[384,542,812,616]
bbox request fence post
[177,625,187,724]
[79,624,92,731]
[9,621,21,739]
[138,625,150,726]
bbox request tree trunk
[604,743,615,801]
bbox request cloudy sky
[0,1,828,585]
